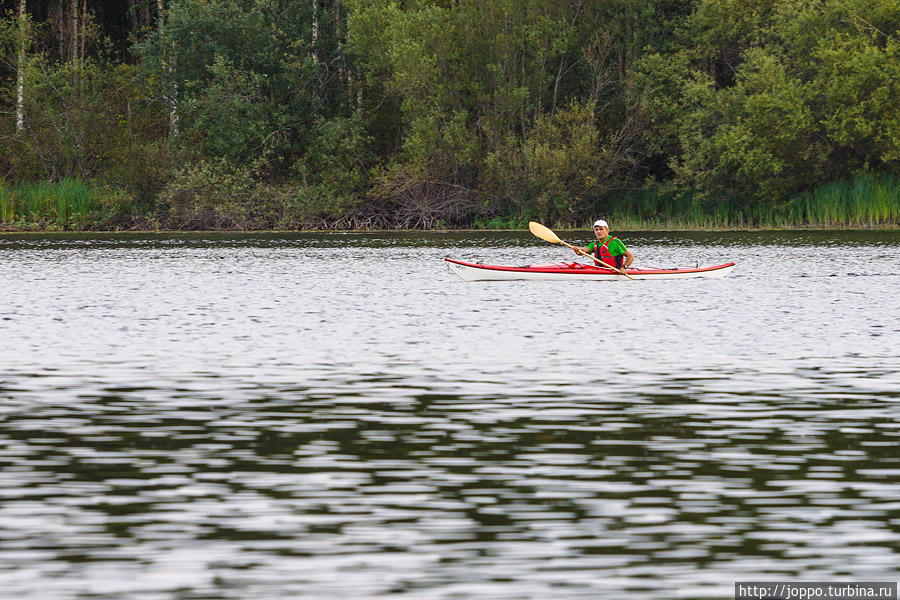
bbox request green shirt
[586,236,627,257]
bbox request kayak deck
[445,258,736,281]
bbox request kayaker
[573,219,634,273]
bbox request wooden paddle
[528,221,635,280]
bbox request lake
[1,230,898,599]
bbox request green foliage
[485,100,605,223]
[473,215,529,230]
[289,115,376,220]
[139,0,327,167]
[348,0,660,225]
[674,48,825,203]
[401,110,480,180]
[634,0,900,213]
[0,179,95,229]
[606,172,900,228]
[160,158,279,230]
[814,35,900,163]
[100,140,175,208]
[0,48,170,208]
[785,172,900,227]
[180,55,272,163]
[4,59,153,180]
[1,0,898,231]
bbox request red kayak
[446,258,736,281]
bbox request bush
[484,100,608,225]
[100,141,177,210]
[160,159,270,230]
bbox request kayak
[445,258,736,281]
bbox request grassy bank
[608,173,900,230]
[0,179,147,231]
[2,173,899,232]
[1,179,90,230]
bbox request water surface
[1,231,898,599]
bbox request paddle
[528,221,635,280]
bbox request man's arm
[614,250,634,272]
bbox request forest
[0,0,898,230]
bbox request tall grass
[0,179,96,229]
[0,182,12,222]
[788,173,900,227]
[606,173,900,229]
[609,188,737,229]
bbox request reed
[610,188,728,229]
[0,179,96,229]
[787,173,900,227]
[607,173,900,229]
[0,182,13,222]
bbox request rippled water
[1,231,898,599]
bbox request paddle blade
[528,221,562,244]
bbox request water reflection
[0,232,898,599]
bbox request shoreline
[2,224,899,236]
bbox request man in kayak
[573,219,634,273]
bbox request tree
[634,0,900,208]
[15,0,26,132]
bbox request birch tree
[312,0,319,64]
[156,0,178,137]
[15,0,27,132]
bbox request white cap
[593,219,609,228]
